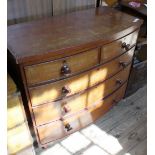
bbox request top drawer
[24,48,99,86]
[101,30,138,63]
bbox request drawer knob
[116,79,123,85]
[65,123,73,132]
[119,61,128,68]
[60,117,64,121]
[62,105,71,113]
[113,99,118,104]
[62,86,71,96]
[122,42,130,50]
[61,61,71,76]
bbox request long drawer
[36,83,127,145]
[33,66,130,126]
[24,48,99,86]
[29,48,134,106]
[101,30,138,62]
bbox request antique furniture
[7,7,142,148]
[7,74,34,155]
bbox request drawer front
[29,48,134,106]
[101,30,138,63]
[7,95,26,129]
[25,48,99,86]
[36,83,127,144]
[33,66,131,126]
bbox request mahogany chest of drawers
[7,7,142,148]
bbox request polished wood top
[7,7,142,64]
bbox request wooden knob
[61,61,71,76]
[116,79,123,85]
[64,123,73,132]
[113,99,118,104]
[62,105,71,113]
[122,42,127,48]
[62,86,71,96]
[60,117,64,121]
[122,42,130,50]
[136,44,141,51]
[119,61,128,68]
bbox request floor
[35,85,147,155]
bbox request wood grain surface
[101,30,138,62]
[29,48,133,106]
[25,48,99,85]
[7,7,142,64]
[32,66,130,126]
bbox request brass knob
[64,123,73,132]
[119,61,128,68]
[61,60,71,76]
[62,86,71,96]
[122,42,130,51]
[116,79,123,85]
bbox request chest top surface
[7,7,142,64]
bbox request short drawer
[24,48,99,86]
[29,48,134,106]
[36,83,127,144]
[33,66,131,126]
[101,30,138,63]
[7,94,26,129]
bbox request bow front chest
[7,7,142,148]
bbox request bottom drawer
[36,83,127,145]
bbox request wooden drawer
[101,30,138,63]
[29,48,134,106]
[7,122,33,155]
[33,66,131,126]
[25,48,99,86]
[7,94,26,129]
[36,83,127,145]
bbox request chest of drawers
[7,7,142,148]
